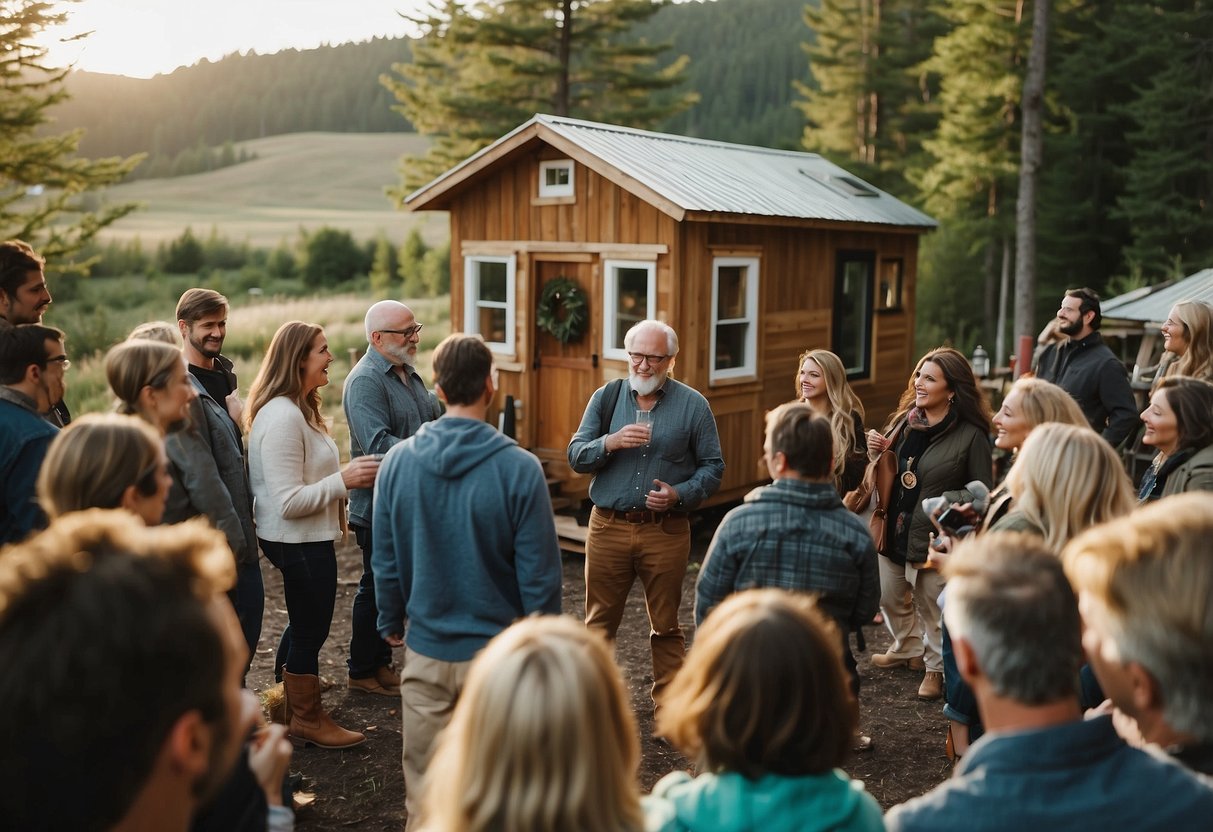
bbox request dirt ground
[247,511,951,830]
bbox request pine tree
[383,0,698,196]
[369,234,399,294]
[0,1,142,266]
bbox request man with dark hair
[0,510,259,832]
[886,533,1213,832]
[1065,494,1213,775]
[169,287,262,666]
[373,332,561,828]
[342,300,441,697]
[568,319,724,714]
[0,239,71,426]
[1034,287,1137,446]
[0,323,65,543]
[695,402,878,695]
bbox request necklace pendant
[900,470,918,489]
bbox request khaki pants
[584,507,690,709]
[400,647,472,831]
[878,555,945,673]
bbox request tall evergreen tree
[383,0,697,196]
[1111,0,1213,280]
[0,0,141,266]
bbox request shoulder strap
[600,378,625,438]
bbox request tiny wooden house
[406,115,937,504]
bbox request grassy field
[59,288,452,447]
[93,132,449,248]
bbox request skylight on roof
[799,169,879,198]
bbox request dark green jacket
[1163,444,1213,497]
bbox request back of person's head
[37,413,164,518]
[245,320,324,430]
[1066,287,1102,330]
[0,239,44,299]
[432,332,493,406]
[1007,377,1088,430]
[1005,422,1135,551]
[659,589,854,779]
[105,338,182,415]
[175,287,229,325]
[944,532,1083,704]
[128,320,183,346]
[419,615,642,832]
[0,510,237,831]
[0,323,61,385]
[1155,376,1213,453]
[765,402,833,480]
[1063,493,1213,743]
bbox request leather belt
[596,508,686,525]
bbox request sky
[37,0,430,78]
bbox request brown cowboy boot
[283,670,366,749]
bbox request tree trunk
[1013,0,1050,345]
[555,0,573,117]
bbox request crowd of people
[2,234,1213,832]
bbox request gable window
[538,160,574,198]
[603,260,655,360]
[464,255,516,354]
[710,257,759,381]
[832,251,875,379]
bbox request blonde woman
[127,320,182,346]
[246,320,379,749]
[37,413,173,526]
[645,589,883,832]
[419,615,642,832]
[1154,300,1213,391]
[992,422,1135,551]
[796,349,866,494]
[105,338,197,435]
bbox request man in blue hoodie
[372,332,562,829]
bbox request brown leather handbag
[844,420,905,555]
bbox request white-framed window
[464,255,516,354]
[710,257,759,381]
[602,259,656,361]
[538,159,574,198]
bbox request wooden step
[553,514,588,555]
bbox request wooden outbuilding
[405,115,937,504]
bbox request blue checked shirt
[695,478,879,630]
[567,378,724,511]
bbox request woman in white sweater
[247,320,379,750]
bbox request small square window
[877,259,903,311]
[538,160,574,198]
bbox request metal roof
[1102,268,1213,323]
[407,114,938,229]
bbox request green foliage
[302,227,368,286]
[266,241,299,279]
[398,228,429,297]
[383,0,698,194]
[421,242,451,296]
[369,234,399,294]
[0,0,143,268]
[161,227,205,274]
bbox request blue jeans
[227,558,265,681]
[260,538,337,677]
[348,524,393,678]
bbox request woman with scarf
[865,347,992,702]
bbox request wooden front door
[532,258,598,455]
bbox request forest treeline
[48,0,1212,356]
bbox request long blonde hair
[1003,377,1088,431]
[419,616,642,832]
[245,321,326,434]
[795,349,865,479]
[37,413,163,518]
[1004,423,1134,552]
[1169,300,1213,381]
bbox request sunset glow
[35,0,425,78]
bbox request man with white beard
[568,319,724,715]
[343,300,441,696]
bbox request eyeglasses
[46,354,70,370]
[379,324,423,339]
[628,352,669,366]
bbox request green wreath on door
[536,276,588,343]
